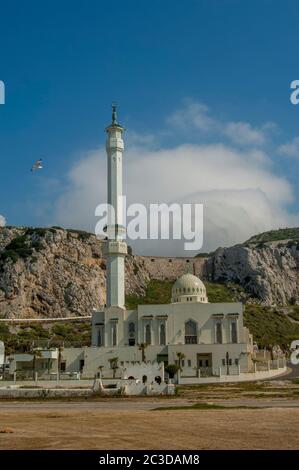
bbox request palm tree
[176,352,185,371]
[28,347,43,380]
[108,357,119,379]
[138,343,148,362]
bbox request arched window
[185,320,197,344]
[128,322,135,346]
[160,323,166,345]
[145,324,151,345]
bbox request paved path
[269,362,299,380]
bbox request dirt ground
[0,406,299,450]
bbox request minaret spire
[104,105,127,309]
[111,103,117,125]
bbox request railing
[0,371,82,381]
[198,367,213,377]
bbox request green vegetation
[0,235,33,262]
[288,306,299,322]
[153,402,259,411]
[245,227,299,245]
[0,321,91,353]
[25,227,56,237]
[66,229,93,241]
[195,251,215,258]
[126,279,238,309]
[165,364,180,378]
[126,280,173,309]
[244,304,299,348]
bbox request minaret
[104,104,127,308]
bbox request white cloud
[167,101,273,147]
[52,140,298,256]
[223,121,266,146]
[278,137,299,158]
[166,101,214,132]
[0,215,6,227]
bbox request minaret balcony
[103,240,128,256]
[106,137,124,151]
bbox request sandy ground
[0,404,299,449]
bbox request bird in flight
[31,159,43,172]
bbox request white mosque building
[84,107,255,380]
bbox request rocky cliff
[0,227,205,319]
[207,238,299,306]
[1,226,299,318]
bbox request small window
[235,359,239,365]
[222,359,225,366]
[188,359,191,367]
[60,361,66,372]
[181,360,185,367]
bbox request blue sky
[1,0,299,254]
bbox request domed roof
[171,273,208,303]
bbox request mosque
[84,107,254,380]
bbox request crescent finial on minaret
[112,103,117,125]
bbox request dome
[171,273,208,303]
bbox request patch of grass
[205,282,235,302]
[126,280,239,309]
[153,402,259,411]
[244,304,299,348]
[126,280,173,309]
[288,306,299,322]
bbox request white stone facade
[87,285,254,379]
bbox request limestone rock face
[207,241,299,305]
[0,227,205,319]
[1,226,299,318]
